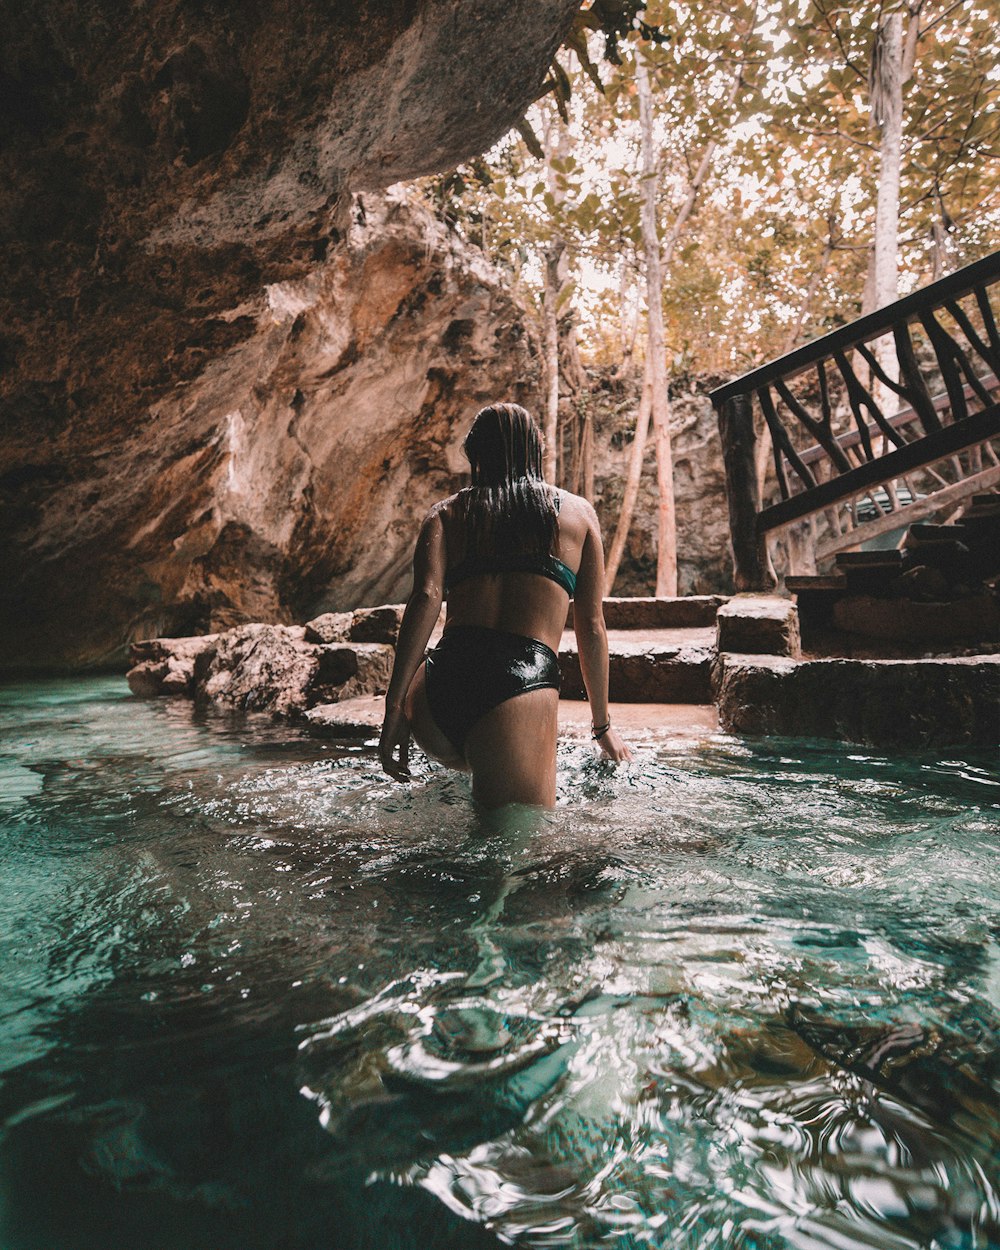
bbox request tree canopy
[419,0,1000,376]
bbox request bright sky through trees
[414,0,999,375]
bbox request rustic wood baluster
[757,386,817,495]
[945,337,996,409]
[716,393,778,591]
[856,341,913,411]
[975,286,1000,361]
[834,351,907,448]
[945,299,1000,377]
[822,357,869,461]
[773,377,853,473]
[893,322,942,433]
[921,309,969,423]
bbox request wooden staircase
[786,491,1000,651]
[711,251,1000,593]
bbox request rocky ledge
[127,597,1000,750]
[712,651,1000,749]
[128,605,402,718]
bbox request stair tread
[907,523,969,540]
[836,550,904,567]
[786,576,847,592]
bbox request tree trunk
[542,239,563,483]
[607,16,757,594]
[869,9,904,399]
[931,216,952,281]
[636,52,677,597]
[581,403,594,503]
[604,365,652,594]
[782,234,834,354]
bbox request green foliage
[415,0,999,376]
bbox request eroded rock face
[588,373,734,597]
[128,624,394,715]
[5,195,542,666]
[1,0,576,667]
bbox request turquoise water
[1,677,998,1250]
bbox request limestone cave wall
[586,372,735,598]
[0,0,579,667]
[3,193,543,666]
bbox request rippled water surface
[1,677,999,1250]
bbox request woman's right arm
[573,501,632,763]
[379,508,446,780]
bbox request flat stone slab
[559,637,714,703]
[303,696,718,739]
[569,596,727,631]
[714,651,1000,748]
[717,594,800,657]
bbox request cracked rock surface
[4,193,542,666]
[0,0,575,667]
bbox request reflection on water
[1,677,999,1249]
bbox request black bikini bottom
[424,626,562,755]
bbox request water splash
[1,677,998,1249]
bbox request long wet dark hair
[456,403,558,559]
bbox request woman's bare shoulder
[554,489,599,527]
[427,490,466,519]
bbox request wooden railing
[710,251,1000,589]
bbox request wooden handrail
[710,250,1000,405]
[757,404,1000,532]
[795,371,998,469]
[710,250,1000,589]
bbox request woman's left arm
[379,509,446,780]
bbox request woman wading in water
[379,402,631,808]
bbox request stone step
[785,577,848,633]
[963,499,1000,520]
[713,652,1000,748]
[559,632,714,703]
[834,549,905,597]
[785,575,847,592]
[569,595,726,631]
[905,523,969,543]
[835,550,905,568]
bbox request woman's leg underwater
[463,687,559,808]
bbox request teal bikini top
[445,552,577,598]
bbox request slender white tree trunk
[870,9,904,401]
[636,52,677,596]
[605,366,652,594]
[872,11,903,312]
[605,17,756,594]
[542,240,563,483]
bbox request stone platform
[304,696,719,739]
[125,594,999,750]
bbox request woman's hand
[597,725,633,763]
[379,705,412,781]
